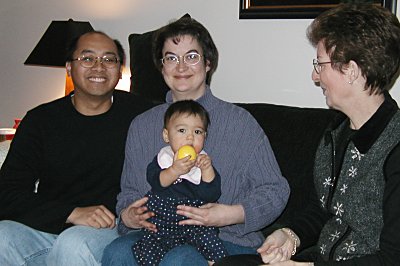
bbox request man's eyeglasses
[313,59,331,74]
[161,52,202,67]
[71,55,120,68]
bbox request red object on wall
[5,135,14,140]
[1,128,16,141]
[13,119,21,129]
[3,119,21,140]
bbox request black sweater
[0,90,153,234]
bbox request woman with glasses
[102,17,290,266]
[215,3,400,266]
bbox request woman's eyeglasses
[161,52,202,67]
[313,59,331,74]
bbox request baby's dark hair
[164,100,210,130]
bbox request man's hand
[67,205,116,229]
[121,197,157,232]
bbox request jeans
[0,220,119,266]
[102,230,257,266]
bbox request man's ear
[162,128,169,143]
[119,66,123,80]
[66,62,72,77]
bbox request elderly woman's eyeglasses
[313,59,331,74]
[71,55,120,68]
[161,52,202,67]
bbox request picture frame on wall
[239,0,397,19]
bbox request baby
[132,100,227,265]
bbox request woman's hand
[177,203,244,227]
[257,229,297,264]
[120,197,157,232]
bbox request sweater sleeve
[195,169,222,203]
[146,156,163,191]
[239,127,291,233]
[215,106,290,237]
[0,110,76,233]
[117,107,166,234]
[287,184,330,251]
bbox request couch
[0,17,339,239]
[235,103,336,234]
[0,105,337,235]
[128,15,338,235]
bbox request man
[0,31,153,265]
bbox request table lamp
[24,19,94,95]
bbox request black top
[147,156,221,203]
[0,90,153,234]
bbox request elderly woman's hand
[266,261,313,266]
[176,203,244,227]
[257,228,298,264]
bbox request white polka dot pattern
[132,192,228,265]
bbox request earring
[348,80,353,84]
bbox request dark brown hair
[307,4,400,93]
[152,17,218,85]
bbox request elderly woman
[215,3,400,266]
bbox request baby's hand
[171,152,196,176]
[196,154,215,182]
[196,154,211,170]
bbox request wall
[1,0,399,127]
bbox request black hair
[164,100,210,131]
[65,31,125,66]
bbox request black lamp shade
[24,19,94,67]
